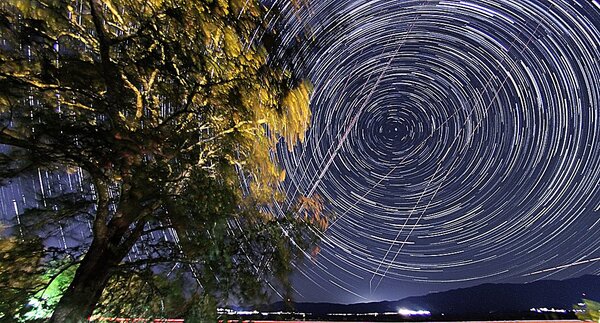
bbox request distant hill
[264,275,600,319]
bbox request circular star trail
[274,0,600,301]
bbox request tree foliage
[0,233,45,320]
[576,299,600,322]
[0,0,318,320]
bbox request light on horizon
[398,308,431,316]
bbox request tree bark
[48,181,151,322]
[49,238,120,323]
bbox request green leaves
[575,299,600,322]
[0,235,44,321]
[23,262,78,321]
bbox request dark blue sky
[274,0,600,303]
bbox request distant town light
[529,307,568,313]
[398,308,431,316]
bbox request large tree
[0,0,321,321]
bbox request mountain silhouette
[264,275,600,319]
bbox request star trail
[273,0,600,302]
[1,0,600,306]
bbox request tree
[576,299,600,322]
[0,231,45,320]
[0,0,320,321]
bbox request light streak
[274,0,600,301]
[524,257,600,276]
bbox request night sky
[273,0,600,304]
[1,0,600,307]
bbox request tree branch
[92,177,110,242]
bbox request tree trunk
[49,239,120,323]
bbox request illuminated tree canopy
[0,0,319,321]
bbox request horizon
[265,274,599,306]
[1,0,600,317]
